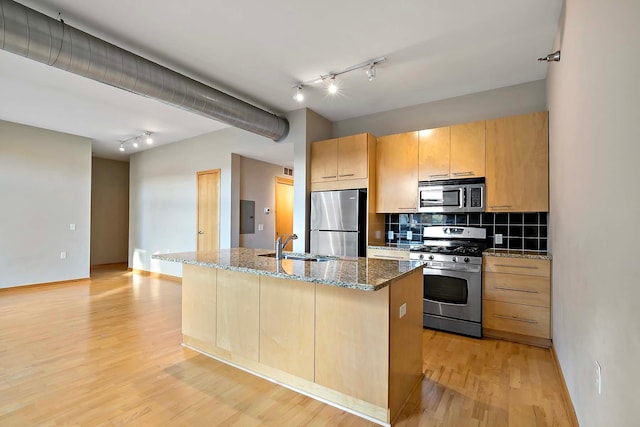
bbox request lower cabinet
[482,256,551,347]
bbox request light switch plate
[388,230,394,240]
[495,234,503,244]
[69,223,76,231]
[406,231,413,240]
[60,251,67,259]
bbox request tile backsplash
[385,212,548,252]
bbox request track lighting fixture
[118,131,155,152]
[292,57,386,101]
[293,85,304,102]
[327,76,338,95]
[538,50,561,62]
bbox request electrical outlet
[399,303,407,319]
[257,224,264,231]
[388,230,394,240]
[60,251,67,259]
[69,223,76,231]
[595,360,602,395]
[406,231,413,240]
[495,233,503,244]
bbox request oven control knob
[464,257,470,263]
[418,254,424,260]
[452,256,457,263]
[428,255,434,261]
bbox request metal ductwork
[0,0,289,141]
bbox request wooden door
[337,134,368,180]
[275,177,294,250]
[418,127,450,181]
[376,132,419,213]
[450,120,485,178]
[486,112,549,212]
[310,138,338,183]
[197,169,220,252]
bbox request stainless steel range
[409,226,487,338]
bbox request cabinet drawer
[483,300,550,339]
[367,248,410,261]
[483,272,550,307]
[483,256,550,277]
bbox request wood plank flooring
[0,266,574,426]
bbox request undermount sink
[258,253,336,262]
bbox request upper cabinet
[311,134,369,185]
[376,132,419,213]
[485,112,549,212]
[418,121,485,181]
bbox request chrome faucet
[275,233,298,260]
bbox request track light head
[133,138,139,148]
[327,76,338,95]
[293,85,304,102]
[145,132,153,144]
[119,143,125,152]
[366,64,376,81]
[538,50,561,62]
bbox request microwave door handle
[459,188,466,209]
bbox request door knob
[198,230,204,235]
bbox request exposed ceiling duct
[0,0,289,141]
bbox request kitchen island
[153,248,423,426]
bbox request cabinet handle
[372,254,404,260]
[494,264,539,270]
[428,173,449,178]
[490,205,512,209]
[452,171,473,176]
[338,174,355,177]
[493,314,538,324]
[321,175,337,179]
[495,286,539,294]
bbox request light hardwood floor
[0,266,574,426]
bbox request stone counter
[483,248,552,260]
[153,248,418,291]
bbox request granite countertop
[483,248,552,260]
[152,248,420,292]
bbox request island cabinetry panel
[376,131,419,213]
[182,264,217,348]
[259,275,315,381]
[216,269,260,361]
[483,256,551,346]
[485,111,549,212]
[315,284,390,408]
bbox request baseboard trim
[550,344,580,427]
[128,268,181,283]
[0,277,90,292]
[483,328,551,348]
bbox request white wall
[547,1,640,426]
[0,120,91,288]
[129,111,316,276]
[91,157,129,265]
[333,80,547,137]
[238,156,287,250]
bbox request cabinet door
[337,134,368,180]
[418,127,450,181]
[450,121,485,178]
[376,132,419,213]
[310,138,338,183]
[486,112,549,212]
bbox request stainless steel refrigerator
[310,189,367,257]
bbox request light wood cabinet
[367,247,410,261]
[376,132,419,213]
[311,134,368,184]
[182,264,217,346]
[450,121,485,178]
[486,111,549,212]
[418,121,485,181]
[482,256,551,347]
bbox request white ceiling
[0,0,562,162]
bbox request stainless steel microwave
[418,178,485,213]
